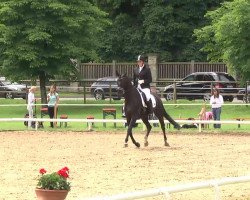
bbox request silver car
[0,78,27,99]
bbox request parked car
[237,86,250,102]
[0,77,27,99]
[90,77,122,100]
[163,72,238,102]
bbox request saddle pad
[150,94,156,108]
[137,89,156,108]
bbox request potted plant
[35,167,71,200]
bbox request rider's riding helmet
[137,55,146,62]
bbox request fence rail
[15,79,249,104]
[0,117,250,133]
[82,176,250,200]
[79,61,228,80]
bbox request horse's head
[116,71,133,91]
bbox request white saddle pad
[138,89,156,108]
[150,94,156,108]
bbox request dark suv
[163,72,237,102]
[90,77,121,100]
[236,86,250,102]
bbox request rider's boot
[146,99,153,114]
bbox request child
[198,104,213,128]
[27,86,36,128]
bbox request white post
[87,121,93,131]
[212,182,220,200]
[198,123,202,133]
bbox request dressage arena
[1,130,250,200]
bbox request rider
[133,54,153,114]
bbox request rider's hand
[138,80,144,84]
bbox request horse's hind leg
[158,116,170,147]
[141,116,152,147]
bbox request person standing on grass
[210,88,224,128]
[47,85,59,128]
[27,86,36,128]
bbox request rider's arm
[143,68,152,85]
[133,68,138,87]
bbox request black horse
[116,72,181,148]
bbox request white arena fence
[0,103,249,132]
[0,117,250,132]
[82,176,250,200]
[0,103,249,107]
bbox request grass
[0,98,249,132]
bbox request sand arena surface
[0,131,250,200]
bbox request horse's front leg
[127,117,140,148]
[141,115,152,147]
[124,117,131,147]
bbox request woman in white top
[27,86,36,128]
[210,88,224,128]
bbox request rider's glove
[138,80,144,84]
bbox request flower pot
[35,189,69,200]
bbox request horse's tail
[163,108,181,130]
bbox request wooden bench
[40,107,48,118]
[86,115,94,131]
[60,114,68,128]
[103,108,116,128]
[233,118,250,128]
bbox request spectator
[210,88,224,128]
[47,85,59,128]
[198,104,213,128]
[27,86,36,128]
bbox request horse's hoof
[135,142,140,148]
[174,125,181,130]
[165,142,170,147]
[144,141,149,147]
[124,143,128,148]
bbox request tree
[94,0,144,62]
[194,0,250,82]
[0,0,108,104]
[95,0,224,62]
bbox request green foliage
[0,0,109,80]
[37,167,70,191]
[95,0,224,62]
[194,0,250,82]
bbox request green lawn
[0,98,249,132]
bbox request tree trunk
[39,71,48,108]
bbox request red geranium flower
[57,167,69,178]
[39,168,47,175]
[37,167,71,191]
[62,167,69,172]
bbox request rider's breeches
[141,88,151,101]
